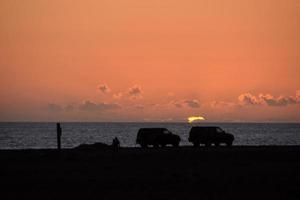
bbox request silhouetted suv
[188,126,234,147]
[136,128,181,148]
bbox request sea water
[0,122,300,149]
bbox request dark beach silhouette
[1,146,300,200]
[0,124,300,200]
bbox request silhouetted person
[112,137,120,149]
[57,123,62,150]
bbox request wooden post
[56,123,62,150]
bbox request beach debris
[75,142,110,150]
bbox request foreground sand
[1,146,300,200]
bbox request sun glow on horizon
[188,116,205,123]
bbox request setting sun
[188,116,205,123]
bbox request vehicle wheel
[205,143,211,147]
[173,142,179,147]
[141,143,147,148]
[214,143,220,146]
[226,142,233,146]
[193,142,200,147]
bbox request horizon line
[0,121,300,124]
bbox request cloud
[64,104,75,111]
[211,91,300,110]
[97,84,111,93]
[113,92,123,99]
[134,104,145,110]
[79,100,121,111]
[184,99,201,108]
[210,101,236,109]
[296,90,300,99]
[148,103,159,107]
[47,103,63,111]
[128,85,143,99]
[169,99,201,108]
[170,100,183,108]
[238,91,300,107]
[259,94,298,107]
[47,103,75,112]
[238,93,261,105]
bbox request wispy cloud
[79,100,121,111]
[113,92,123,99]
[47,103,63,111]
[64,104,75,111]
[128,85,143,99]
[184,99,201,108]
[210,101,236,109]
[169,100,183,108]
[97,84,111,93]
[169,99,201,108]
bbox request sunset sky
[1,0,300,122]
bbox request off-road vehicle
[188,126,234,146]
[136,128,181,148]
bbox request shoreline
[1,144,300,151]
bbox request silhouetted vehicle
[136,128,181,148]
[188,126,234,147]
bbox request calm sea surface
[0,122,300,149]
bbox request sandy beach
[1,146,300,200]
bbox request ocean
[0,122,300,149]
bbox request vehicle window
[163,130,170,134]
[216,128,223,133]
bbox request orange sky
[1,0,300,122]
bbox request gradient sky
[1,0,300,122]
